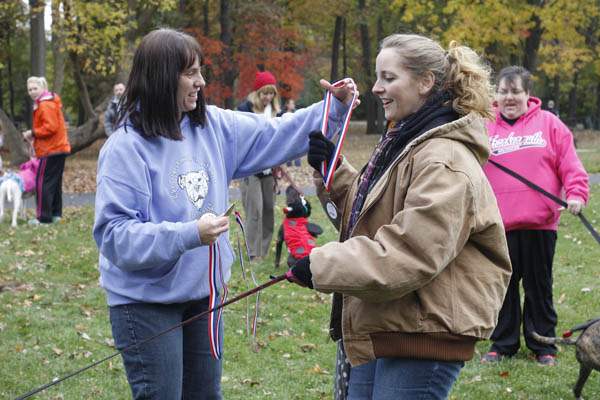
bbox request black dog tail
[563,317,600,338]
[531,331,577,346]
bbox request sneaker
[52,216,62,223]
[536,354,557,366]
[481,351,503,363]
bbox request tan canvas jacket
[310,112,512,366]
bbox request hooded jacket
[32,94,71,158]
[484,97,589,231]
[310,112,512,366]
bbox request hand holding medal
[319,78,360,192]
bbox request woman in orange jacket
[23,76,71,224]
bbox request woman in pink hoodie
[481,66,589,366]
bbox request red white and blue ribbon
[236,233,251,335]
[234,211,261,340]
[208,241,228,359]
[320,78,359,192]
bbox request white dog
[0,176,23,227]
[178,170,209,209]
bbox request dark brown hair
[496,66,533,93]
[118,28,206,140]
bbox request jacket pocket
[495,188,558,229]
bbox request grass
[1,125,600,399]
[1,185,599,399]
[575,130,600,174]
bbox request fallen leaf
[241,378,260,387]
[52,347,63,356]
[557,293,566,304]
[300,343,317,352]
[310,364,330,375]
[499,371,509,378]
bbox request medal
[325,200,341,229]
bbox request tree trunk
[596,81,600,129]
[553,74,560,113]
[376,12,385,135]
[358,0,377,134]
[29,0,45,76]
[1,95,111,166]
[342,17,347,77]
[7,33,15,119]
[51,0,66,94]
[68,97,111,153]
[568,72,578,125]
[203,0,210,36]
[522,13,542,74]
[69,52,95,120]
[0,107,29,166]
[330,16,343,82]
[220,0,236,109]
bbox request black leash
[14,273,289,400]
[489,159,600,245]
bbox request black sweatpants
[490,230,558,356]
[36,154,66,223]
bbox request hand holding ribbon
[319,78,359,191]
[319,78,361,107]
[197,213,229,245]
[307,131,336,174]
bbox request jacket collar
[360,112,487,213]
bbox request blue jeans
[109,298,222,400]
[347,358,464,400]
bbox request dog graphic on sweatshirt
[178,170,209,209]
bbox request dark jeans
[490,230,558,356]
[347,357,463,399]
[109,298,222,399]
[35,154,66,223]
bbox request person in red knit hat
[237,70,283,260]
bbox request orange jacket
[32,94,71,157]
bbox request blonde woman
[237,71,281,260]
[22,76,70,225]
[287,34,512,399]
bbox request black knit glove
[286,256,313,289]
[307,131,336,174]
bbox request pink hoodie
[484,97,589,231]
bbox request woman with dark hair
[287,33,512,399]
[93,28,357,399]
[481,66,589,367]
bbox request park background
[1,0,600,399]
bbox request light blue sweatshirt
[94,100,347,305]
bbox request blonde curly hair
[380,34,494,119]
